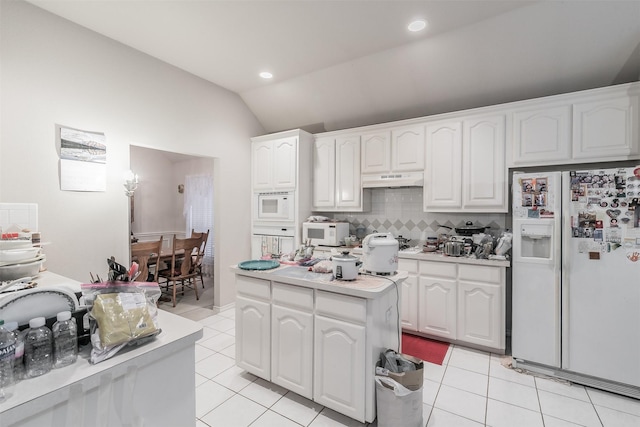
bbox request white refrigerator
[512,166,640,398]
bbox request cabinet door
[272,304,313,398]
[463,115,506,211]
[335,135,361,209]
[425,121,462,210]
[457,281,502,349]
[273,137,298,189]
[361,131,391,173]
[512,105,571,165]
[417,276,457,339]
[236,295,271,379]
[252,141,273,190]
[573,94,639,160]
[314,315,366,422]
[398,259,418,331]
[312,137,336,209]
[392,125,425,171]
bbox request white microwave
[254,191,295,222]
[302,222,349,247]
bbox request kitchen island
[0,271,203,427]
[232,265,406,423]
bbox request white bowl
[0,257,44,281]
[0,247,40,263]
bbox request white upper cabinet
[425,114,506,212]
[391,125,425,172]
[361,125,424,174]
[507,82,640,166]
[463,114,506,211]
[511,105,572,166]
[361,131,390,174]
[313,135,366,211]
[252,136,297,191]
[573,92,639,160]
[425,121,462,209]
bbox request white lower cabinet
[236,293,271,378]
[417,275,457,340]
[314,315,366,420]
[271,283,314,399]
[405,260,506,353]
[398,259,418,331]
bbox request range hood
[361,171,424,188]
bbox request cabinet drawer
[398,259,418,274]
[316,290,366,324]
[458,264,502,284]
[419,261,456,278]
[237,276,271,300]
[272,282,314,310]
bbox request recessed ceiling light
[408,19,427,32]
[259,71,273,79]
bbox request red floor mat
[401,333,450,365]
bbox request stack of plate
[0,242,44,282]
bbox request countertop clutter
[0,271,203,426]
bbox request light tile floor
[162,280,640,427]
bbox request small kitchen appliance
[302,221,349,247]
[253,191,295,223]
[331,251,361,280]
[361,233,399,275]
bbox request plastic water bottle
[53,311,77,368]
[0,319,16,402]
[24,317,52,378]
[3,321,23,382]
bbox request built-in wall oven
[253,191,295,223]
[251,225,295,260]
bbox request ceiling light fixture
[408,19,427,32]
[259,71,273,79]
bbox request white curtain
[184,174,214,276]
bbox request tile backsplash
[330,187,507,242]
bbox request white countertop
[0,271,203,415]
[232,264,407,299]
[316,246,511,268]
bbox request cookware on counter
[437,221,491,237]
[362,233,399,275]
[331,251,361,280]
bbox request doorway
[129,145,216,313]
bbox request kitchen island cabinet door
[271,304,313,398]
[236,293,271,380]
[417,275,457,340]
[313,315,366,422]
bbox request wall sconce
[123,170,138,197]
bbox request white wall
[0,0,263,308]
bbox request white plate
[0,247,40,263]
[0,240,32,250]
[0,287,79,326]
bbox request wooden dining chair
[157,235,202,307]
[191,229,210,288]
[130,237,163,282]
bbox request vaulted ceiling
[27,0,640,134]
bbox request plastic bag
[81,281,161,364]
[375,376,423,427]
